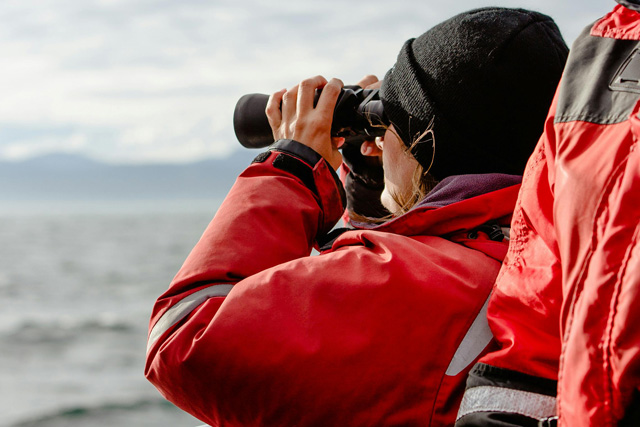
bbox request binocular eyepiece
[233,87,388,149]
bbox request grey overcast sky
[0,0,615,163]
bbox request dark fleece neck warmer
[416,173,521,209]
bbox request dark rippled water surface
[0,200,219,427]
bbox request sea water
[0,199,221,427]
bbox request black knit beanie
[380,7,568,180]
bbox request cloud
[0,0,616,163]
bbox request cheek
[381,156,400,192]
[398,157,418,186]
[381,145,402,185]
[382,149,415,194]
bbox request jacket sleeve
[144,139,345,422]
[145,137,505,426]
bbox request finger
[332,137,345,149]
[281,84,299,122]
[266,88,286,131]
[297,75,327,115]
[315,77,343,117]
[356,74,378,89]
[366,80,382,90]
[361,139,383,157]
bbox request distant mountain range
[0,150,260,200]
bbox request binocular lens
[233,93,273,149]
[233,88,387,149]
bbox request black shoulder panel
[556,27,640,125]
[617,0,640,12]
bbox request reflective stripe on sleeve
[445,296,493,376]
[456,385,557,421]
[146,284,234,353]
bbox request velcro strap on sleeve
[456,363,558,425]
[269,139,346,234]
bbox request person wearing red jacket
[145,8,567,427]
[455,2,640,427]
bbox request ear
[361,139,383,157]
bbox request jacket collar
[415,174,521,209]
[361,173,521,237]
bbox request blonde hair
[389,120,438,214]
[349,121,438,224]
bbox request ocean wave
[1,314,139,345]
[10,398,201,427]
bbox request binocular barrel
[233,88,388,149]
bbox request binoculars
[233,87,388,149]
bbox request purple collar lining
[414,173,522,210]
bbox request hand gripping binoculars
[233,87,388,149]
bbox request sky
[0,0,615,164]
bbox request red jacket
[145,139,520,426]
[456,4,640,426]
